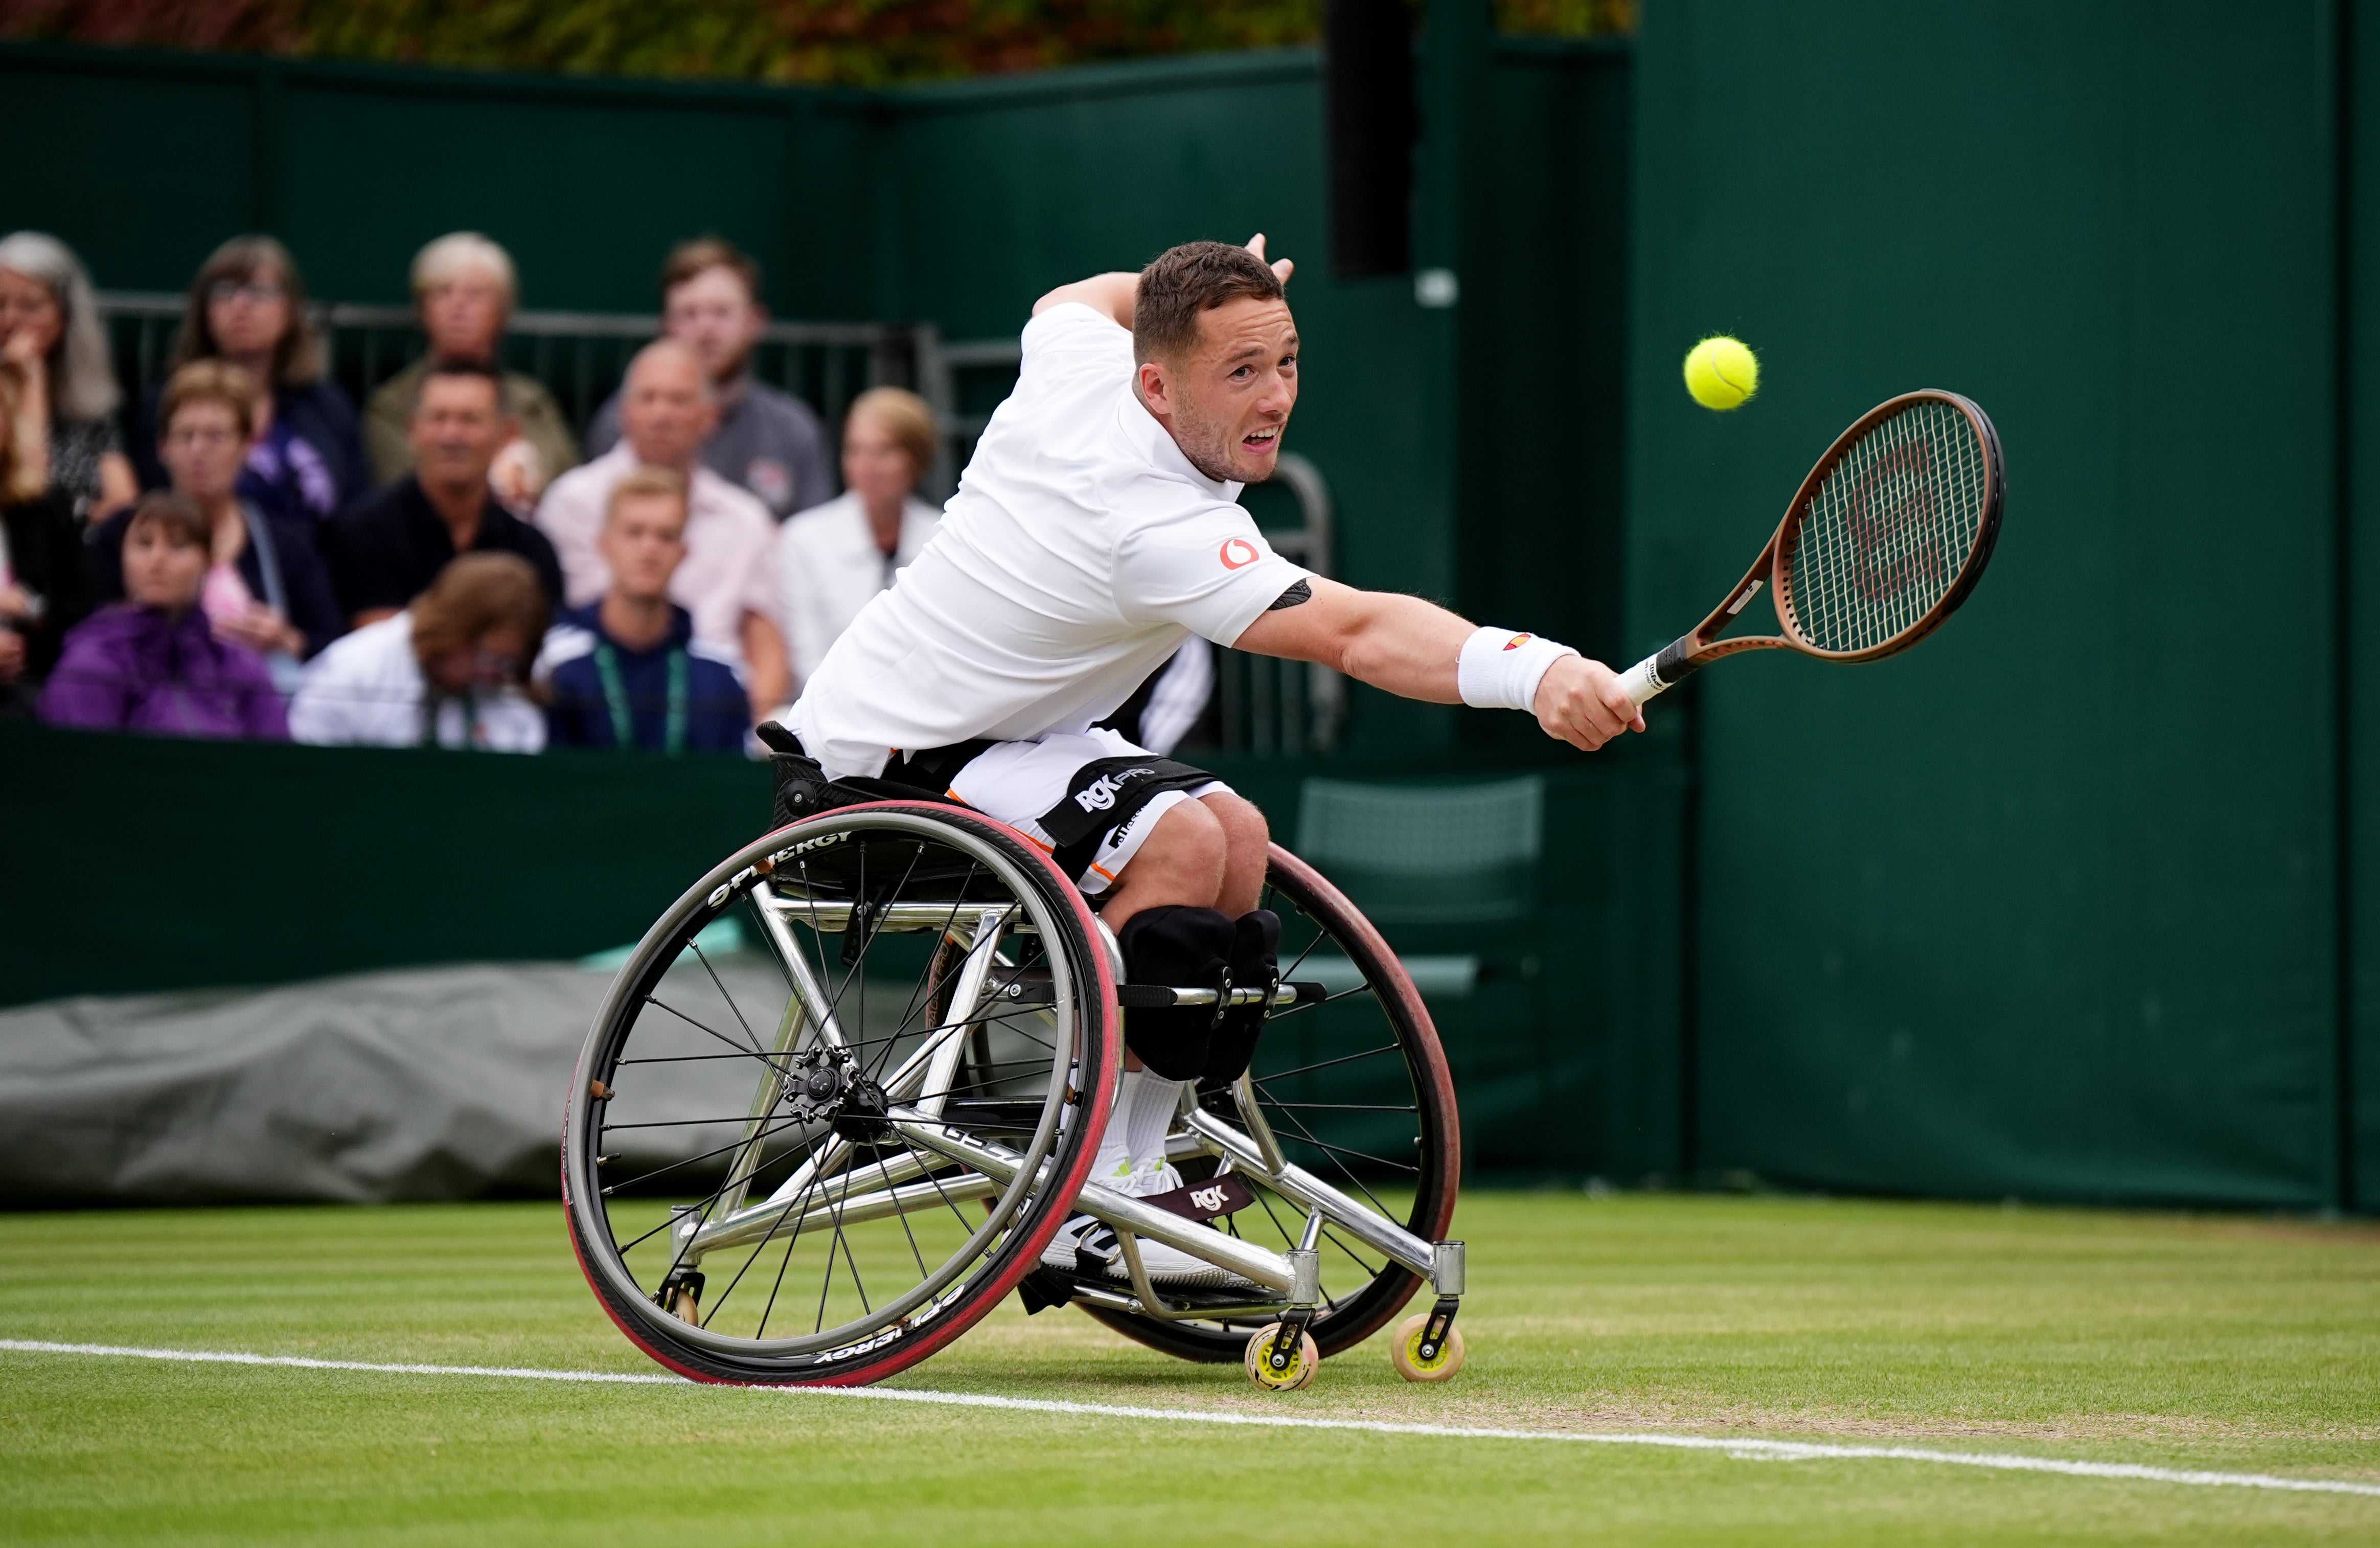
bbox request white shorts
[943,727,1229,897]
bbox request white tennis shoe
[1039,1213,1257,1290]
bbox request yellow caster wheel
[1244,1323,1321,1391]
[1389,1311,1466,1382]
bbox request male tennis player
[783,235,1641,1284]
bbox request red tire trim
[1082,841,1461,1361]
[1259,841,1461,1239]
[563,800,1120,1387]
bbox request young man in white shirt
[784,236,1641,1284]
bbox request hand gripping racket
[1619,390,2006,705]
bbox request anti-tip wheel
[1389,1311,1466,1382]
[1244,1324,1320,1392]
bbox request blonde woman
[0,231,138,525]
[771,386,941,693]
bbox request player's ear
[1137,358,1173,414]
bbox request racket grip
[1618,655,1667,705]
[1619,635,1701,705]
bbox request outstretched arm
[1231,576,1644,752]
[1031,234,1296,329]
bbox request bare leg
[1098,798,1228,936]
[1202,792,1271,916]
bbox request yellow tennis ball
[1683,335,1759,411]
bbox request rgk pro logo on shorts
[1074,765,1158,813]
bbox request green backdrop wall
[1626,0,2368,1210]
[17,8,2380,1206]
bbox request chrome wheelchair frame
[563,799,1466,1391]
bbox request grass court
[3,1192,2375,1545]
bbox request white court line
[5,1338,2376,1500]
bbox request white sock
[1113,1069,1187,1185]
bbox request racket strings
[1784,400,1989,654]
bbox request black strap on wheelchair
[760,720,973,827]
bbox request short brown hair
[844,386,937,474]
[409,553,550,685]
[1132,241,1287,366]
[606,465,690,528]
[124,492,212,553]
[412,358,513,418]
[172,234,325,386]
[159,360,259,441]
[661,237,761,304]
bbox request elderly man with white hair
[534,338,784,718]
[365,232,580,507]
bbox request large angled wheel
[1079,844,1460,1361]
[563,803,1120,1386]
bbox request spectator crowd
[1,228,946,756]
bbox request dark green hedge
[0,0,1629,86]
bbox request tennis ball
[1683,335,1759,411]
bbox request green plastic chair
[1293,776,1544,926]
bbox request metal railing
[97,295,1341,754]
[99,291,932,483]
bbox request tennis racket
[1618,390,2005,705]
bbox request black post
[1325,0,1417,279]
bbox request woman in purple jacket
[39,493,288,740]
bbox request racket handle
[1619,635,1702,705]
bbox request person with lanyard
[538,466,750,755]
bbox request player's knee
[1202,792,1270,870]
[1139,796,1229,892]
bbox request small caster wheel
[1389,1311,1465,1382]
[657,1269,705,1326]
[1244,1323,1320,1391]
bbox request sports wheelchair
[562,747,1467,1392]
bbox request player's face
[1171,297,1299,484]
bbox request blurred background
[3,0,2371,1219]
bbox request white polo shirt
[790,303,1308,778]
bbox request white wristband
[1457,627,1580,712]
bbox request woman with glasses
[0,231,138,529]
[131,236,368,523]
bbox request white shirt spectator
[533,443,777,671]
[288,611,545,752]
[789,302,1307,778]
[773,490,941,689]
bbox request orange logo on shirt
[1502,633,1533,650]
[1220,538,1260,570]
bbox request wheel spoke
[1255,1043,1402,1083]
[690,939,765,1056]
[643,995,781,1067]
